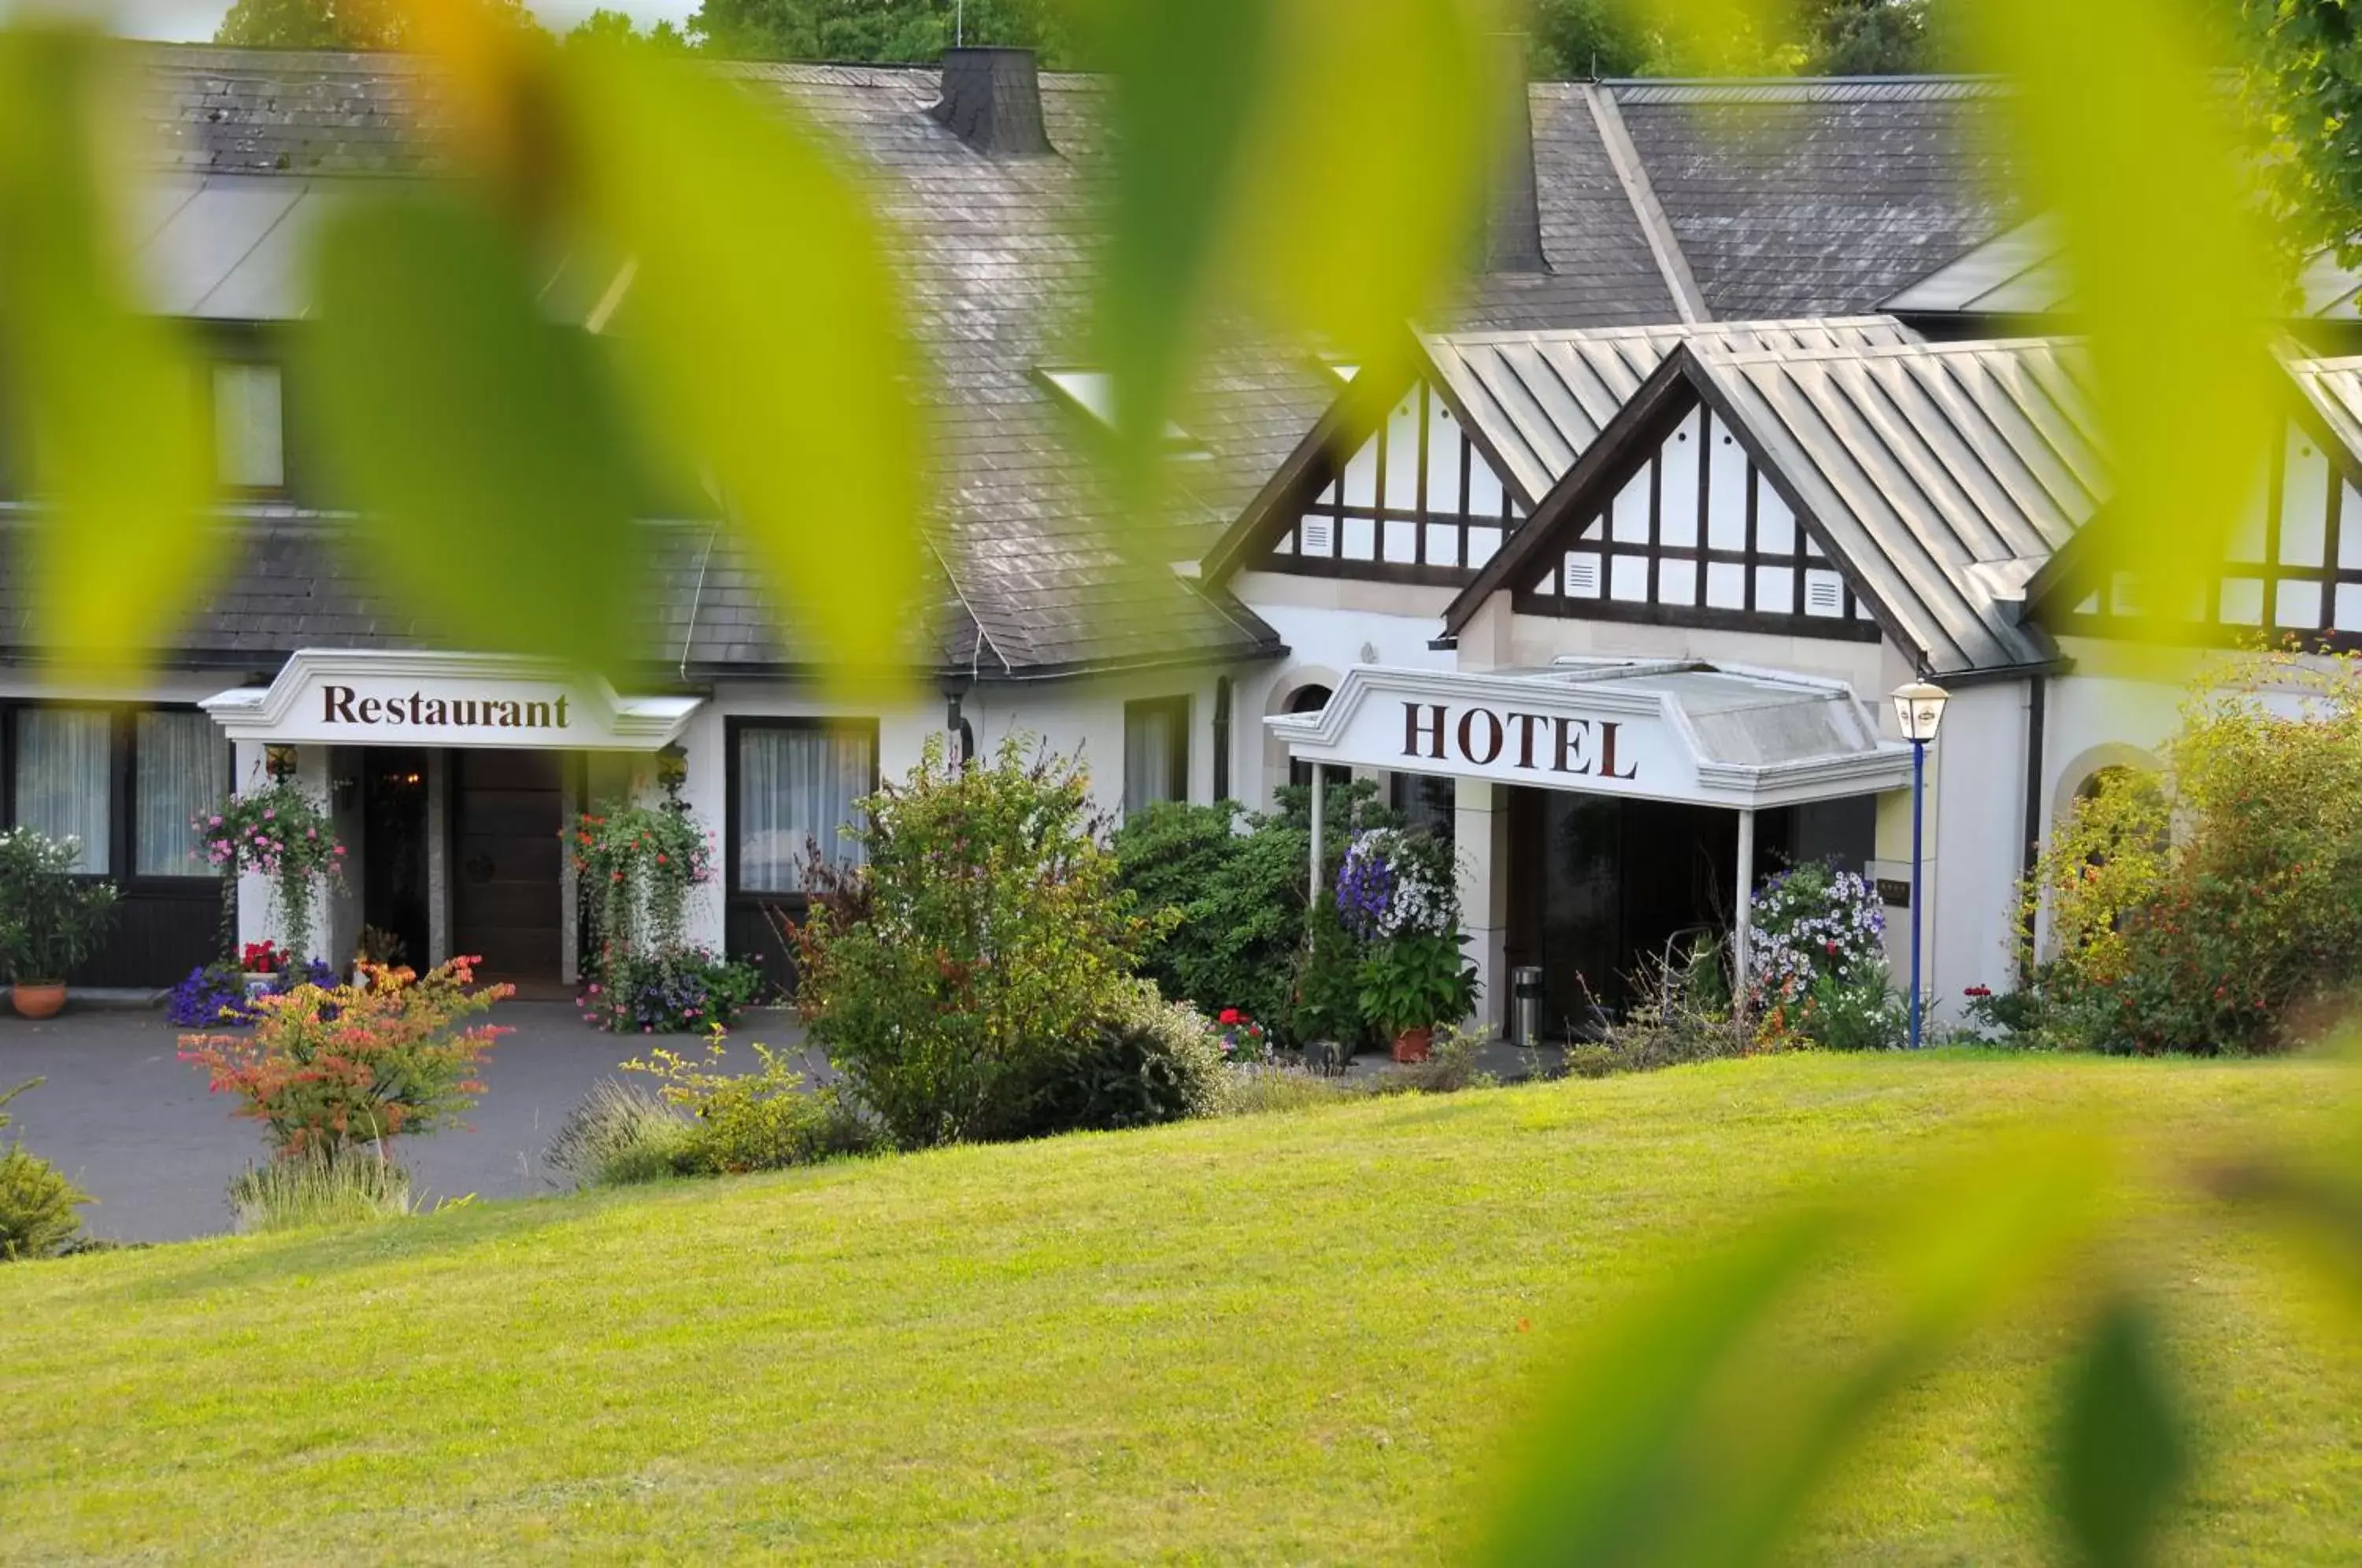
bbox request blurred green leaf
[0,26,209,679]
[1481,1130,2109,1568]
[1091,0,1276,489]
[557,43,926,692]
[2053,1295,2189,1568]
[1093,0,1497,497]
[302,192,645,671]
[1957,0,2283,640]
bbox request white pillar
[1733,807,1757,1011]
[1307,765,1325,912]
[1455,777,1508,1034]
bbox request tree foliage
[215,0,542,50]
[690,0,1086,65]
[2240,0,2362,268]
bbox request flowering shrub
[582,949,762,1034]
[0,827,118,983]
[199,781,345,966]
[1335,828,1457,940]
[1213,1008,1272,1065]
[572,799,729,1033]
[178,958,512,1159]
[168,957,340,1027]
[1746,863,1887,995]
[1746,863,1899,1052]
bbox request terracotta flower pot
[1391,1026,1434,1063]
[11,982,65,1019]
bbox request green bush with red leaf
[178,959,513,1159]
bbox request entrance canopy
[201,649,703,752]
[1266,657,1912,809]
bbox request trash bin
[1510,965,1546,1049]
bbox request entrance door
[361,747,431,974]
[452,749,564,982]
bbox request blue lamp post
[1890,679,1950,1050]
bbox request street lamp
[1890,679,1949,1049]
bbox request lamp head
[1890,679,1950,744]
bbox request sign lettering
[321,684,572,732]
[1401,701,1642,782]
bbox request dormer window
[213,361,284,491]
[1038,366,1205,455]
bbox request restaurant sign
[202,650,703,752]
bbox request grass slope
[2,1053,2358,1565]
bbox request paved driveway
[0,1001,816,1244]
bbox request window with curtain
[213,361,285,490]
[134,710,223,876]
[736,724,875,893]
[16,708,112,872]
[1124,697,1189,815]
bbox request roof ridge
[1423,314,1907,350]
[1695,332,2082,367]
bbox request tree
[1529,0,1651,80]
[568,8,692,51]
[215,0,543,50]
[1811,0,1934,76]
[2240,0,2362,268]
[690,0,1085,67]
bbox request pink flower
[209,815,223,827]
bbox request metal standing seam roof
[1688,334,2102,673]
[2287,353,2362,458]
[1418,316,1918,504]
[1886,216,2362,321]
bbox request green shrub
[1563,1043,1620,1079]
[1114,780,1396,1048]
[544,1078,693,1188]
[1020,982,1228,1134]
[622,1035,876,1174]
[793,734,1155,1148]
[228,1148,412,1233]
[0,1079,87,1260]
[0,1145,87,1259]
[2029,652,2362,1053]
[1290,896,1372,1053]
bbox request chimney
[1482,32,1548,273]
[931,47,1054,157]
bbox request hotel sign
[202,650,702,752]
[1267,663,1916,811]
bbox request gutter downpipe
[2019,671,2048,982]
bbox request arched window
[1285,685,1349,792]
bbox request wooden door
[451,749,563,982]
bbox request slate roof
[1609,77,2013,320]
[99,46,2024,681]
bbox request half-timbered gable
[1264,372,1530,583]
[1444,335,2106,675]
[2034,364,2362,649]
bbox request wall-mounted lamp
[656,742,688,797]
[264,745,298,782]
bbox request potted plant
[0,828,120,1019]
[239,940,283,999]
[1357,930,1479,1062]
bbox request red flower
[1218,1008,1242,1025]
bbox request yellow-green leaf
[0,25,208,679]
[557,43,926,693]
[302,191,648,671]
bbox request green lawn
[2,1052,2358,1565]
